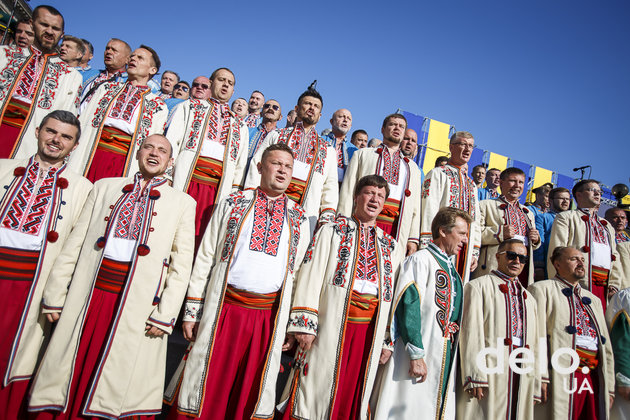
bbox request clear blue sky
[39,0,629,188]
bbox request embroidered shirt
[280,121,319,164]
[499,196,530,244]
[616,230,630,243]
[244,113,261,128]
[493,270,524,346]
[204,98,231,145]
[103,83,150,134]
[13,47,44,103]
[557,277,598,350]
[353,225,379,295]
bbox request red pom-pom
[46,231,59,243]
[523,291,527,299]
[504,338,512,346]
[403,157,409,163]
[522,207,529,214]
[601,220,608,226]
[56,177,68,189]
[122,184,134,193]
[612,254,617,261]
[499,283,509,293]
[303,363,309,376]
[582,245,590,252]
[581,215,589,221]
[376,148,383,155]
[500,204,507,210]
[137,244,150,256]
[14,167,26,177]
[404,189,411,197]
[148,190,161,200]
[96,237,106,248]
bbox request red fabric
[186,180,219,253]
[168,301,277,420]
[517,264,530,288]
[572,368,599,420]
[455,243,468,279]
[509,370,520,420]
[590,283,607,313]
[85,147,127,183]
[0,122,22,158]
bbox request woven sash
[94,257,131,294]
[224,285,279,310]
[576,346,599,370]
[1,97,30,128]
[0,246,39,281]
[347,291,378,324]
[285,179,306,204]
[376,198,401,227]
[191,156,222,187]
[592,266,609,287]
[96,126,132,156]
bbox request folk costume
[529,278,615,420]
[28,174,196,419]
[166,188,310,420]
[322,131,357,182]
[167,98,249,250]
[547,209,620,310]
[473,196,540,287]
[421,164,481,282]
[245,122,338,234]
[244,112,262,128]
[457,270,540,420]
[79,68,126,108]
[611,232,630,290]
[371,242,463,420]
[69,81,168,183]
[606,288,630,420]
[280,216,399,420]
[0,46,82,159]
[338,145,421,248]
[0,158,91,419]
[248,123,274,159]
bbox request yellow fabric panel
[487,153,508,172]
[526,166,554,202]
[422,119,451,175]
[622,195,630,206]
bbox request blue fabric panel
[510,159,532,204]
[401,110,428,168]
[467,148,485,177]
[556,174,574,192]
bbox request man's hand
[541,382,548,403]
[610,395,615,408]
[528,228,540,245]
[618,385,630,401]
[502,225,516,241]
[182,321,199,342]
[294,333,316,351]
[470,257,478,272]
[46,312,61,323]
[145,324,165,337]
[409,358,428,382]
[608,287,619,299]
[283,334,296,351]
[468,386,487,400]
[379,349,393,365]
[406,242,418,257]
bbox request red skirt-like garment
[0,98,29,158]
[84,127,132,183]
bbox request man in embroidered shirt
[167,143,310,420]
[421,131,481,282]
[473,167,541,287]
[458,239,540,420]
[68,45,168,184]
[606,207,630,290]
[478,167,501,201]
[471,165,486,189]
[157,70,179,100]
[248,99,282,159]
[371,207,471,420]
[339,113,422,256]
[231,97,248,119]
[529,246,615,420]
[246,87,338,235]
[0,5,83,161]
[0,111,92,419]
[547,179,621,310]
[534,187,571,280]
[59,35,85,68]
[190,76,211,100]
[322,108,357,182]
[29,134,195,419]
[168,67,249,252]
[80,38,131,105]
[280,175,399,420]
[351,129,368,149]
[243,90,264,128]
[400,128,418,160]
[12,19,34,49]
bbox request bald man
[322,108,358,182]
[401,128,418,160]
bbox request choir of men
[0,5,628,419]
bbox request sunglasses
[263,104,280,111]
[174,85,189,92]
[498,250,528,264]
[192,82,209,89]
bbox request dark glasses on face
[499,250,528,264]
[263,103,279,111]
[192,82,209,89]
[174,85,189,92]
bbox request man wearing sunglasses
[473,167,540,287]
[190,76,211,100]
[458,239,540,420]
[248,99,282,159]
[547,179,621,310]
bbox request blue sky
[39,0,629,188]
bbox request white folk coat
[606,288,630,420]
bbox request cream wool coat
[529,278,615,420]
[168,188,310,418]
[457,273,540,420]
[420,164,481,282]
[68,81,168,177]
[547,210,621,292]
[611,241,630,290]
[606,289,630,420]
[0,46,82,159]
[472,198,540,284]
[0,158,91,385]
[169,98,249,195]
[245,128,338,234]
[29,176,195,417]
[280,216,400,420]
[337,146,422,248]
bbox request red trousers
[572,368,599,420]
[0,122,22,158]
[186,180,219,253]
[85,148,127,183]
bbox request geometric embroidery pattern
[277,122,328,174]
[205,98,231,145]
[434,269,451,337]
[379,145,401,185]
[332,216,354,287]
[494,270,524,340]
[108,83,145,123]
[501,197,529,236]
[14,49,43,101]
[355,226,378,285]
[249,189,286,256]
[37,61,72,110]
[113,174,150,240]
[586,212,609,246]
[336,141,344,168]
[572,293,597,339]
[1,161,56,235]
[442,165,477,218]
[0,49,29,104]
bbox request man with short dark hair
[534,187,572,279]
[246,87,338,235]
[12,19,34,49]
[0,111,92,418]
[80,38,131,105]
[434,156,448,167]
[339,113,422,255]
[168,67,248,251]
[0,5,82,160]
[171,81,189,100]
[231,97,248,119]
[59,35,85,68]
[157,70,179,100]
[478,168,501,200]
[248,99,282,159]
[351,129,368,149]
[285,109,296,127]
[281,175,400,420]
[458,239,540,420]
[606,207,630,290]
[473,167,540,287]
[547,179,621,310]
[528,182,552,217]
[471,164,486,189]
[29,134,195,419]
[244,90,264,128]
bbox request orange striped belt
[191,156,223,186]
[576,346,599,370]
[224,285,279,310]
[285,179,306,204]
[348,291,378,324]
[592,266,609,287]
[2,97,30,128]
[376,198,401,226]
[95,257,131,294]
[0,246,39,281]
[96,126,132,156]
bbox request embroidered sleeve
[183,297,204,322]
[287,308,319,335]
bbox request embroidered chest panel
[37,61,72,110]
[502,201,529,235]
[566,290,597,339]
[502,279,524,339]
[278,126,327,174]
[249,192,286,256]
[107,83,146,123]
[355,226,378,284]
[380,147,402,185]
[113,182,151,240]
[443,166,476,217]
[0,48,28,103]
[434,269,453,337]
[221,192,254,261]
[205,101,231,146]
[91,82,126,128]
[585,214,609,246]
[14,51,43,101]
